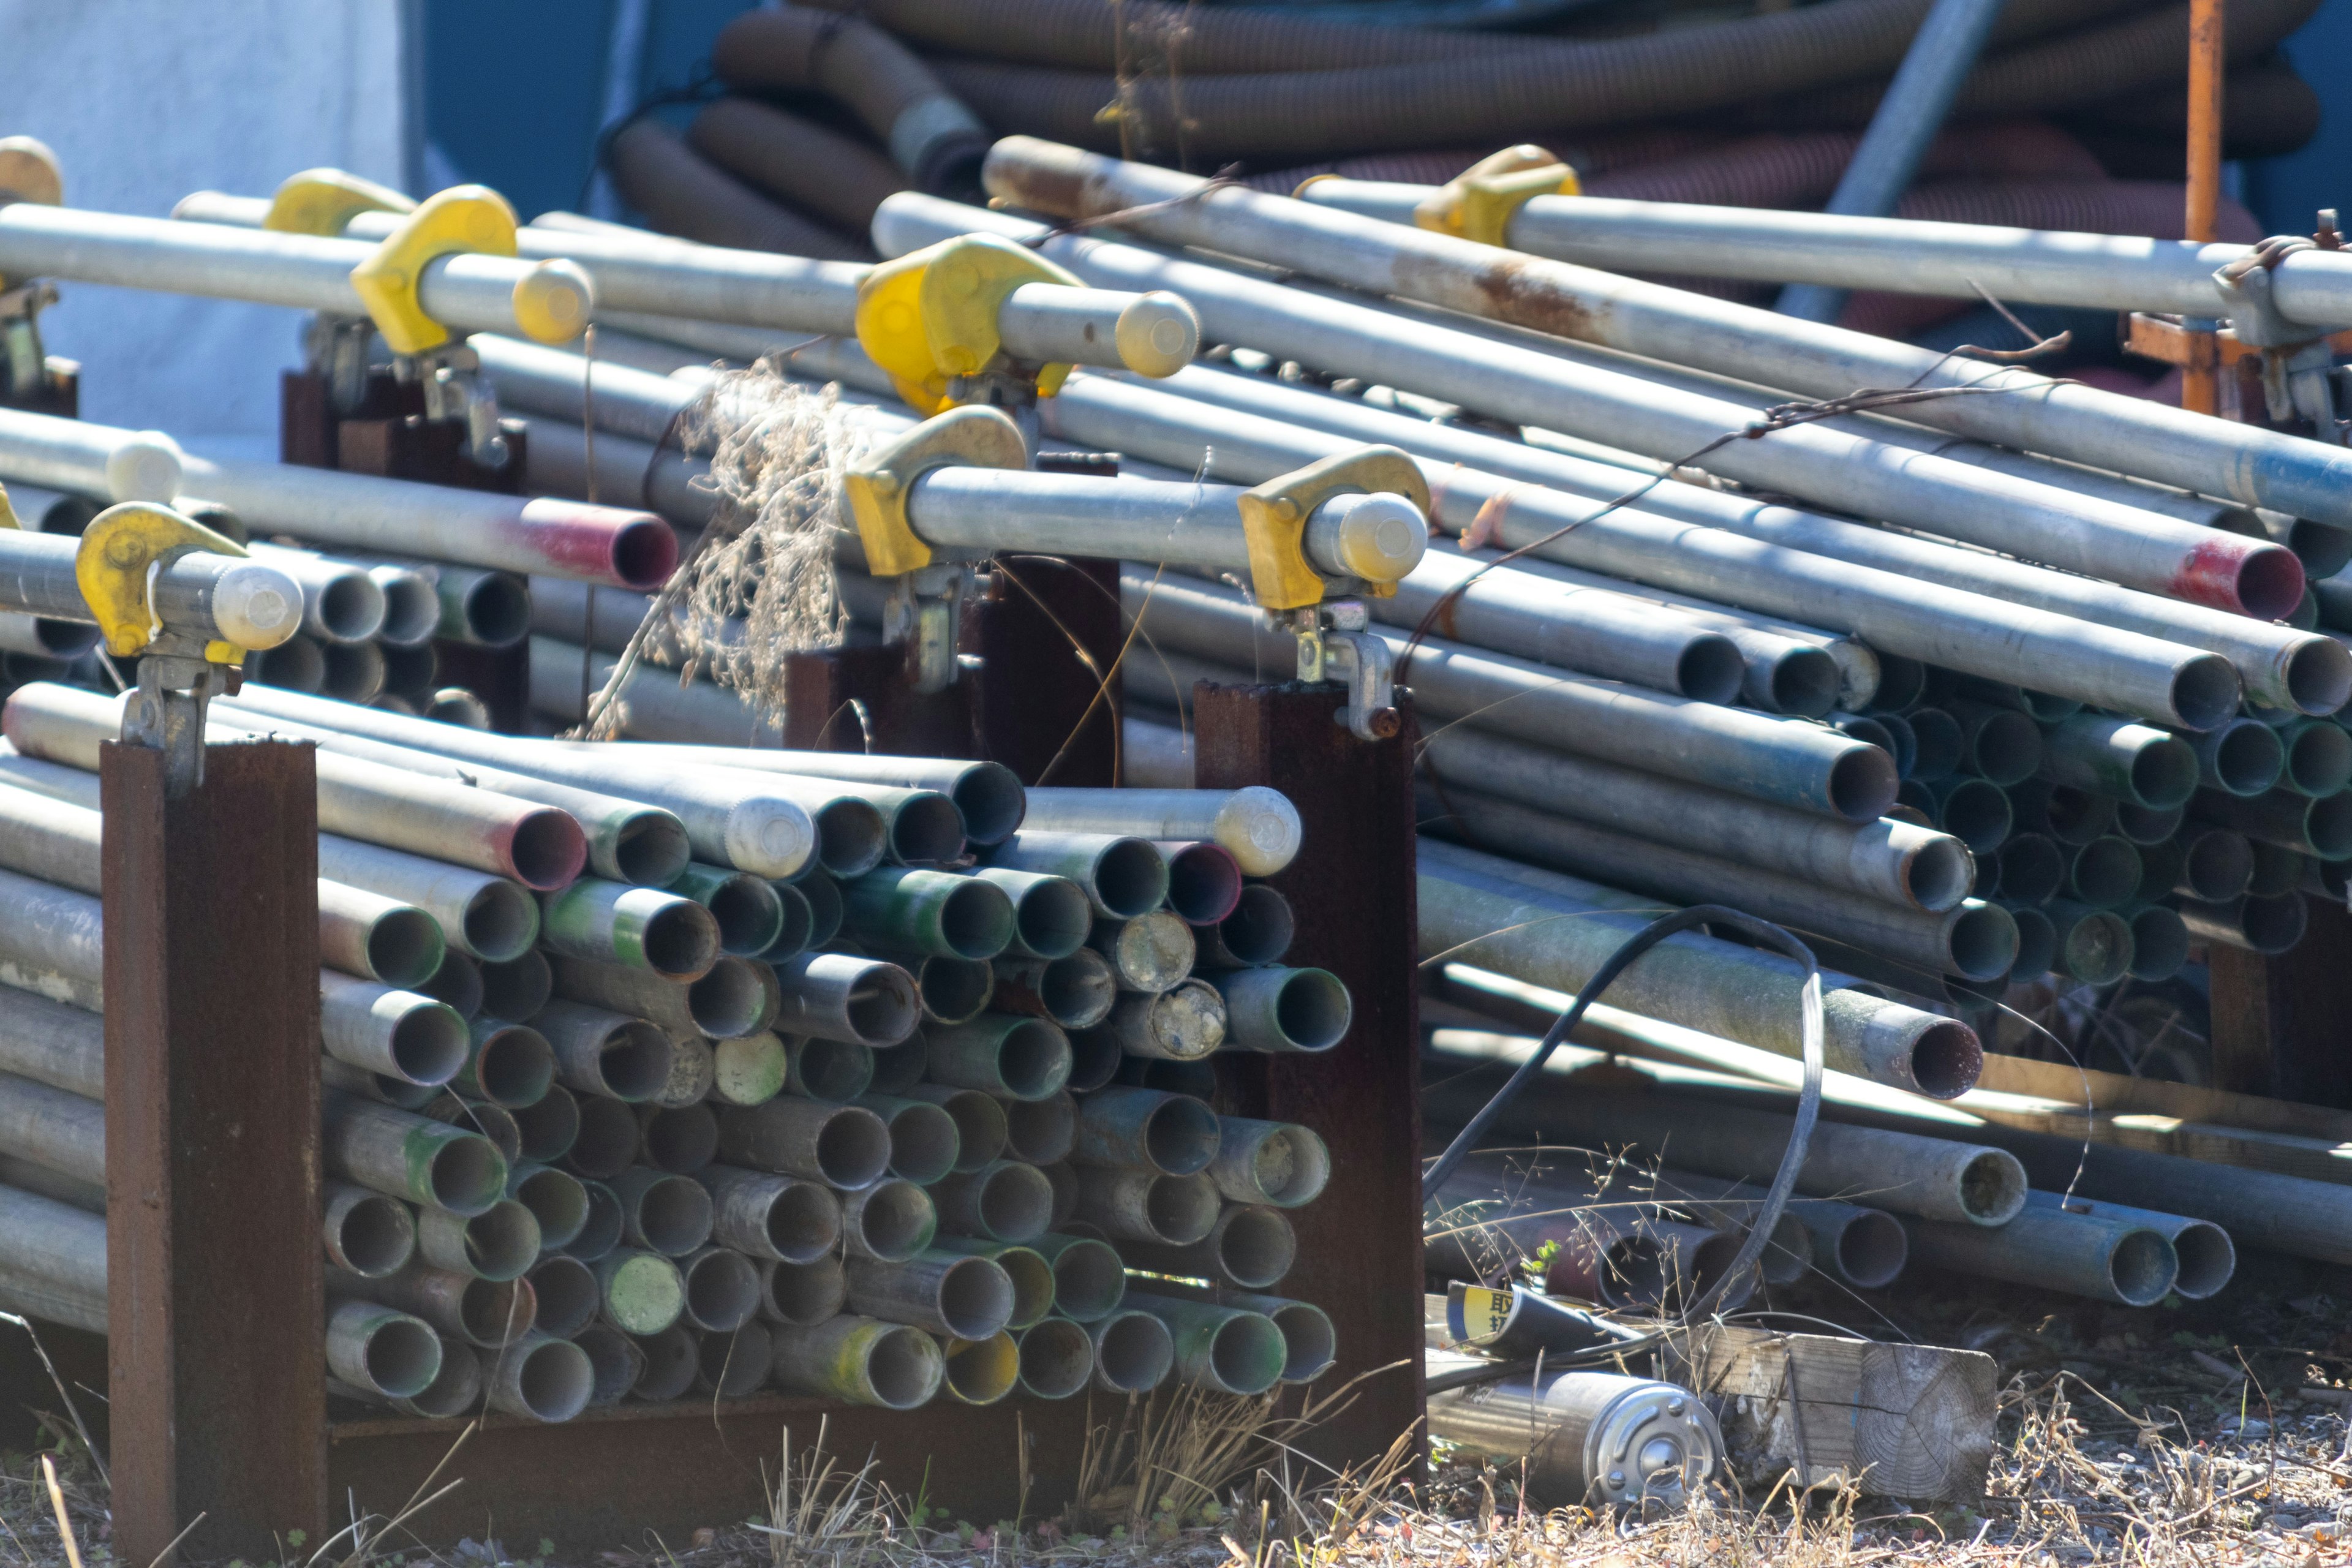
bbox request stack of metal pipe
[451,178,2352,1041]
[0,403,669,731]
[1417,1013,2235,1309]
[0,684,1341,1416]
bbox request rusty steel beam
[104,739,325,1565]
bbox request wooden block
[1670,1324,1996,1502]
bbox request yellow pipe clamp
[73,503,251,665]
[855,233,1087,415]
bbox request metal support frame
[978,554,1121,788]
[1194,680,1425,1474]
[283,365,535,728]
[104,738,325,1567]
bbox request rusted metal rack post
[104,737,325,1567]
[284,366,535,728]
[1194,680,1426,1471]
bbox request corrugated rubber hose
[710,7,990,192]
[689,99,910,235]
[911,0,2167,160]
[606,119,872,261]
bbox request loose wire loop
[1422,903,1826,1362]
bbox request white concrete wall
[0,0,407,454]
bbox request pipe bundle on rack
[499,247,2342,1008]
[0,692,1341,1414]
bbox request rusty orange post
[2182,0,2226,414]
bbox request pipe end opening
[1678,634,1746,708]
[1958,1150,2028,1225]
[815,1106,894,1191]
[892,793,968,866]
[1827,743,1899,823]
[1837,1210,1909,1289]
[1906,837,1975,913]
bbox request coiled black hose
[1420,903,1826,1328]
[916,0,2161,161]
[606,119,870,261]
[689,99,909,235]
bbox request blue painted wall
[2246,0,2352,235]
[420,0,755,220]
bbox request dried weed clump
[583,361,894,739]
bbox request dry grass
[4,1376,2351,1568]
[10,1286,2352,1568]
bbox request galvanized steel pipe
[1302,179,2352,330]
[1,200,589,342]
[1419,726,1970,911]
[970,144,2352,539]
[1100,361,2329,717]
[1134,575,1898,820]
[1420,840,1981,1097]
[897,180,2302,619]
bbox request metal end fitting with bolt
[842,405,1427,736]
[0,484,301,794]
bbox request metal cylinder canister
[1428,1363,1723,1512]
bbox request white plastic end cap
[209,561,303,649]
[1328,491,1427,584]
[1215,786,1303,877]
[728,796,816,881]
[1115,293,1201,379]
[107,432,183,503]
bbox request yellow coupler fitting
[262,167,415,237]
[349,184,523,354]
[75,502,249,665]
[1237,446,1429,612]
[840,405,1030,577]
[856,233,1087,414]
[1410,145,1579,247]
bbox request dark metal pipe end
[1826,742,1899,823]
[1208,884,1294,966]
[461,879,542,963]
[1904,707,1962,782]
[1677,633,1746,707]
[814,1106,894,1189]
[1907,1019,1984,1102]
[953,763,1028,846]
[1904,838,1973,913]
[851,1180,936,1262]
[880,1100,959,1185]
[1091,837,1172,919]
[2284,636,2352,717]
[813,799,890,878]
[563,1180,625,1262]
[2126,905,2190,982]
[471,1022,557,1109]
[1161,842,1244,926]
[462,572,533,647]
[687,957,774,1039]
[1764,646,1839,719]
[564,1095,644,1179]
[1017,1317,1095,1398]
[682,1247,762,1332]
[640,1104,722,1174]
[639,899,722,978]
[889,793,968,865]
[2003,905,2056,981]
